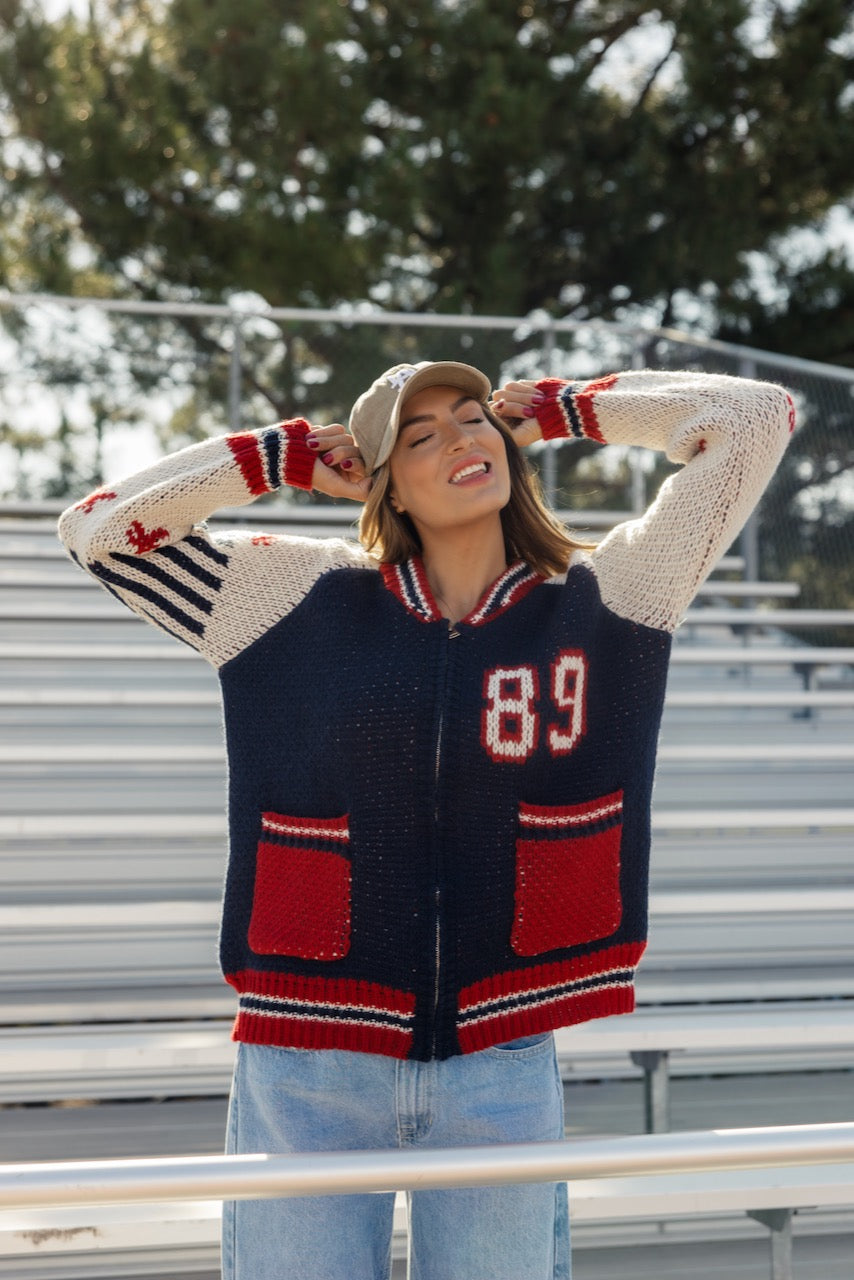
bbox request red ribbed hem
[533,378,574,440]
[227,968,416,1059]
[226,432,274,495]
[227,967,416,1013]
[574,373,619,443]
[233,1009,414,1058]
[279,419,315,491]
[456,940,645,1054]
[457,981,635,1054]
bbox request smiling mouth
[450,462,490,484]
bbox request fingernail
[531,392,546,403]
[341,459,353,470]
[306,436,319,448]
[523,406,537,418]
[493,399,505,409]
[322,452,334,465]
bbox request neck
[420,521,509,623]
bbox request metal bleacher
[1,507,853,1279]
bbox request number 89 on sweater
[481,651,588,763]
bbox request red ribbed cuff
[279,419,315,491]
[533,378,574,440]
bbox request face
[388,385,511,539]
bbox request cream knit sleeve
[57,421,372,667]
[535,371,794,633]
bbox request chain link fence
[1,294,852,635]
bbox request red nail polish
[523,407,537,418]
[306,436,318,448]
[322,452,334,465]
[341,459,352,470]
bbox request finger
[318,443,366,473]
[492,384,545,420]
[307,422,347,438]
[491,380,533,400]
[339,455,368,481]
[304,425,367,474]
[502,380,539,395]
[490,396,526,421]
[305,423,353,453]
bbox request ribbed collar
[380,555,544,626]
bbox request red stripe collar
[380,556,544,626]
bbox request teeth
[451,463,488,483]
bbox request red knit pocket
[511,791,623,956]
[248,812,351,960]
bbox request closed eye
[409,432,434,447]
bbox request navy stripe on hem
[239,995,414,1032]
[457,968,636,1026]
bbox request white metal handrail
[4,290,854,380]
[1,1124,853,1211]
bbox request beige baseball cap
[349,361,493,474]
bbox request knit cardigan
[58,371,793,1061]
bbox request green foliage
[759,380,854,641]
[3,0,854,325]
[718,249,854,368]
[0,0,853,631]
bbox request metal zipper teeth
[431,618,459,1057]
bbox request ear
[389,492,405,515]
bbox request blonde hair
[358,408,592,578]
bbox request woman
[58,359,793,1280]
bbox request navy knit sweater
[59,372,793,1060]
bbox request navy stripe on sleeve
[109,552,214,616]
[186,534,230,567]
[150,544,224,592]
[90,561,206,637]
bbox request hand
[489,380,544,448]
[305,424,372,502]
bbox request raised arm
[58,421,372,666]
[495,370,794,632]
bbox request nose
[443,417,475,451]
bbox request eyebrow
[399,395,478,432]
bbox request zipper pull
[448,620,460,639]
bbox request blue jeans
[223,1035,571,1280]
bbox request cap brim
[374,362,493,471]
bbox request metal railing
[2,1123,853,1208]
[1,1125,853,1280]
[5,290,854,381]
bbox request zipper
[430,617,459,1058]
[432,887,441,1053]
